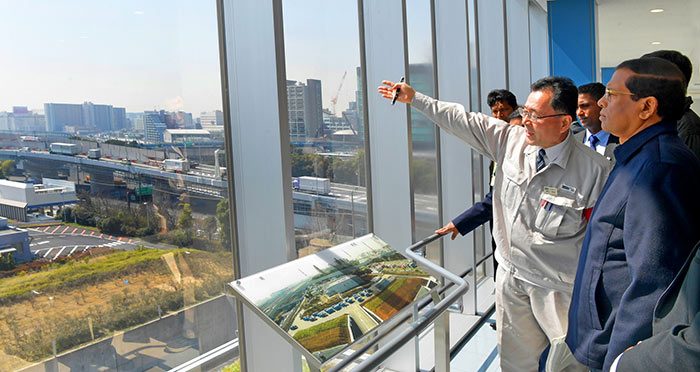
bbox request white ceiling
[597,0,700,93]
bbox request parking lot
[27,224,139,260]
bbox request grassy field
[363,277,425,320]
[0,248,233,369]
[293,314,350,353]
[0,248,177,303]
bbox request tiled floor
[450,314,499,372]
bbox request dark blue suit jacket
[618,240,700,371]
[565,120,700,371]
[452,192,492,235]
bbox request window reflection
[282,0,367,258]
[407,0,440,261]
[0,1,236,370]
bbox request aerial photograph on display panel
[231,234,438,363]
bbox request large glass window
[282,0,367,258]
[406,1,440,257]
[0,2,236,370]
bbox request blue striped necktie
[589,135,599,150]
[536,149,546,171]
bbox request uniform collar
[612,119,678,164]
[525,130,574,170]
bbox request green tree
[177,203,193,233]
[203,215,217,240]
[355,150,366,186]
[328,157,357,185]
[0,160,15,179]
[290,146,331,178]
[216,200,231,250]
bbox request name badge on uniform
[560,184,576,193]
[543,186,558,196]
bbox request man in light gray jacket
[379,77,610,372]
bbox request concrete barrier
[19,295,238,372]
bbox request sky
[0,0,432,117]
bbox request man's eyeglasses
[517,107,567,122]
[604,88,636,100]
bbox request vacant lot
[363,277,425,321]
[293,314,350,353]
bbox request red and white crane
[330,70,347,115]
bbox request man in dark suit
[564,57,700,372]
[574,83,619,160]
[611,240,700,371]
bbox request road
[27,224,140,260]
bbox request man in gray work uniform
[379,77,611,372]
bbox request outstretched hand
[436,222,460,240]
[377,80,415,104]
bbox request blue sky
[0,1,432,117]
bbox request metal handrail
[327,233,470,372]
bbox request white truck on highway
[294,176,331,194]
[163,159,190,173]
[49,143,79,155]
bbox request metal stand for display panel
[229,233,467,372]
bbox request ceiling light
[649,8,664,13]
[134,10,144,15]
[651,41,662,45]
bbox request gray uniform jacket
[412,92,612,291]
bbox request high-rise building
[168,111,194,129]
[44,103,83,132]
[342,101,359,135]
[45,102,125,132]
[354,66,364,137]
[0,107,47,133]
[127,113,144,131]
[111,107,127,131]
[143,111,167,143]
[200,110,224,126]
[409,63,436,149]
[287,79,323,141]
[82,102,114,132]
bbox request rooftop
[163,129,211,135]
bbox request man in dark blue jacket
[564,57,700,371]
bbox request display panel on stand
[230,234,438,365]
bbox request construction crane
[330,71,347,115]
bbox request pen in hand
[391,76,405,105]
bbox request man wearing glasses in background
[379,77,610,372]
